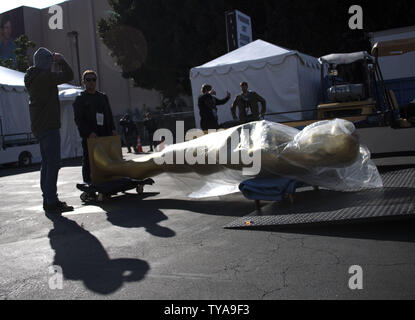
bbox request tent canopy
[191,39,320,77]
[0,0,69,14]
[0,66,83,160]
[0,65,80,94]
[190,40,321,127]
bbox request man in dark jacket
[143,112,158,152]
[119,114,138,153]
[24,47,74,214]
[231,82,266,123]
[73,70,117,184]
[198,84,231,131]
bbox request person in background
[24,47,74,214]
[198,84,230,132]
[231,81,266,123]
[73,70,117,185]
[119,113,139,153]
[143,112,159,152]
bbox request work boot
[44,201,74,214]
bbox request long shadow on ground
[0,157,82,178]
[47,214,150,295]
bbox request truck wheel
[18,152,32,167]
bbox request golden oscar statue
[86,119,381,192]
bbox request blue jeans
[38,129,61,204]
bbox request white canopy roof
[190,39,320,78]
[189,39,322,127]
[0,66,81,98]
[0,0,69,13]
[0,64,82,160]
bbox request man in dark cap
[24,47,74,214]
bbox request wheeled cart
[76,177,154,203]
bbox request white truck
[0,118,41,166]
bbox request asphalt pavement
[1,148,415,300]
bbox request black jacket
[73,90,115,139]
[143,118,157,134]
[24,59,74,137]
[119,117,138,138]
[198,93,230,130]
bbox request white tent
[190,39,322,127]
[0,66,83,161]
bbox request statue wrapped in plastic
[87,119,382,197]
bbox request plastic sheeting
[319,51,373,65]
[155,119,382,198]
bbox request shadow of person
[99,194,176,238]
[47,215,150,295]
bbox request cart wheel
[80,192,88,202]
[136,185,144,194]
[80,192,96,202]
[97,193,105,202]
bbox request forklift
[281,39,415,165]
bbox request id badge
[96,113,104,126]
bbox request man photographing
[24,47,74,214]
[198,84,231,131]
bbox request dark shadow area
[60,157,83,168]
[0,162,41,177]
[47,214,150,295]
[97,194,176,238]
[96,191,256,219]
[0,157,82,178]
[235,217,415,243]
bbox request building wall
[23,0,164,118]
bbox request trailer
[0,120,41,166]
[0,66,83,167]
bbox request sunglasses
[85,78,97,82]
